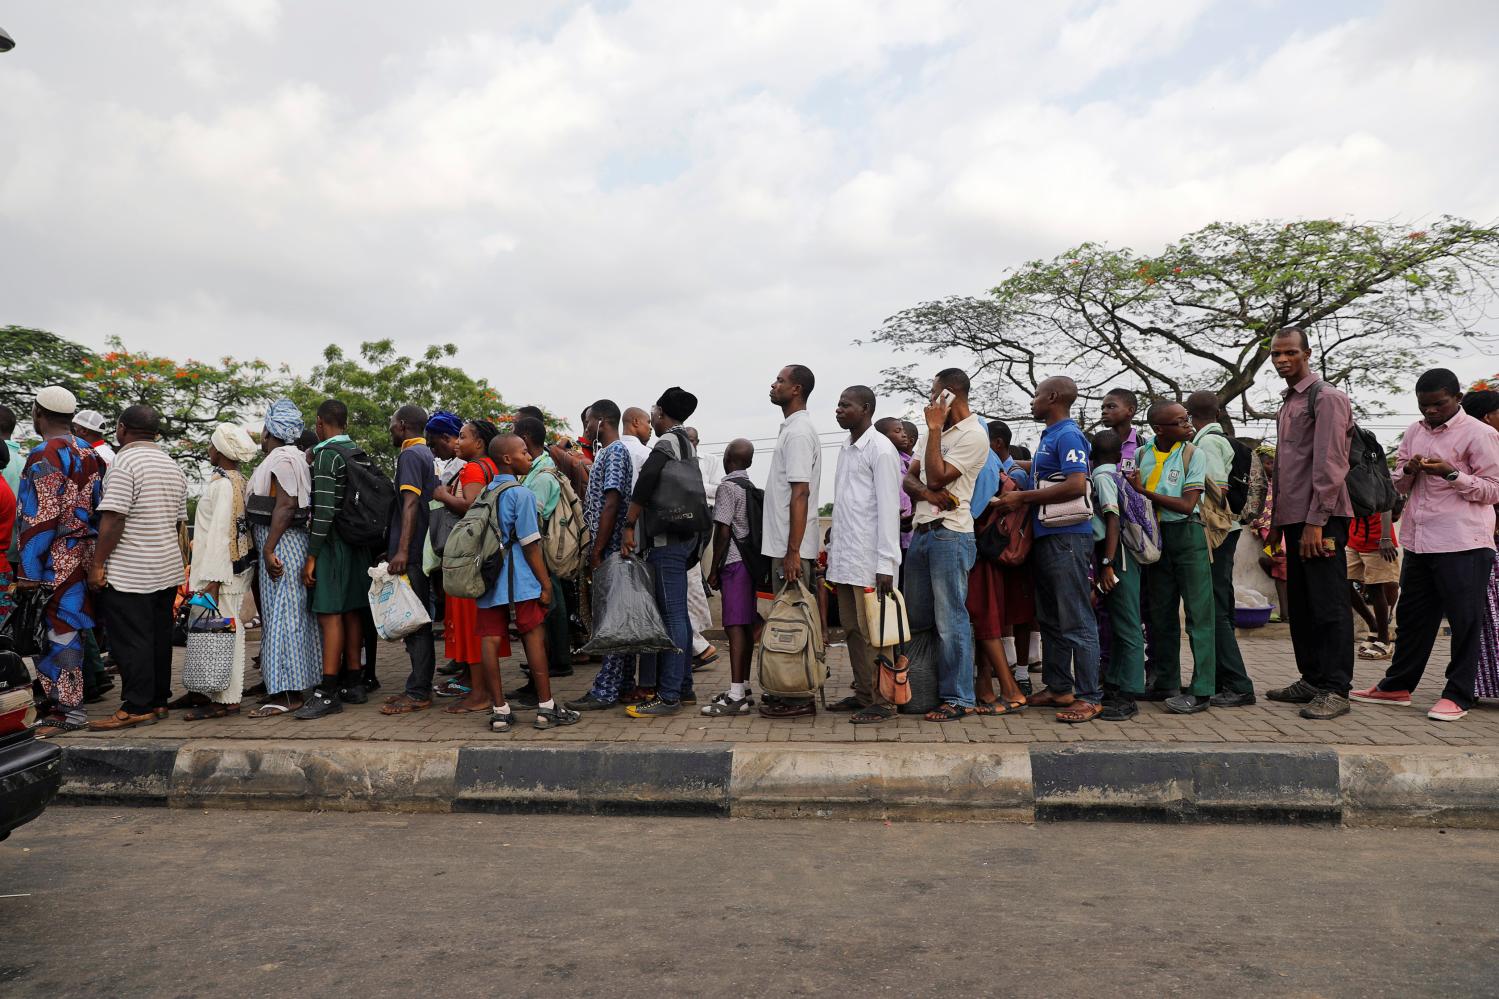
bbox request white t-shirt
[621,435,652,489]
[762,409,821,561]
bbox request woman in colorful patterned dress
[18,387,102,737]
[245,400,321,716]
[1460,390,1499,698]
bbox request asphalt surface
[2,808,1495,998]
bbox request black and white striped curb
[55,740,1499,827]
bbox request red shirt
[0,477,13,574]
[1347,514,1398,554]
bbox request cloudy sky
[3,1,1497,476]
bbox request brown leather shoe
[90,709,158,731]
[1026,688,1076,708]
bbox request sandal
[489,708,515,733]
[248,695,300,718]
[1057,701,1103,724]
[444,699,493,714]
[826,695,864,712]
[184,703,239,721]
[33,718,87,739]
[924,702,967,722]
[534,702,582,729]
[380,695,433,715]
[1358,641,1392,660]
[849,704,895,725]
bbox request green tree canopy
[864,217,1499,427]
[286,340,516,471]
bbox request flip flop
[444,701,494,714]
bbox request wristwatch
[1100,556,1114,566]
[1444,470,1460,482]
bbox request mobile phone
[937,389,955,407]
[1120,457,1136,474]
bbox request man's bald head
[723,438,755,472]
[1037,376,1078,406]
[622,406,651,444]
[1029,376,1079,425]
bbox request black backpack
[329,443,397,549]
[1226,435,1254,515]
[642,428,711,542]
[723,476,772,590]
[1305,381,1397,518]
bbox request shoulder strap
[1304,380,1322,424]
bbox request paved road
[2,809,1494,998]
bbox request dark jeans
[1379,549,1495,709]
[639,540,694,703]
[105,586,177,715]
[400,569,437,700]
[1283,519,1354,695]
[544,570,571,672]
[1032,533,1101,704]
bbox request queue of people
[3,326,1497,735]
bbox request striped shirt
[308,436,351,557]
[97,441,188,593]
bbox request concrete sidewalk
[49,623,1499,825]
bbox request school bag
[642,428,712,542]
[1110,469,1162,565]
[440,481,523,600]
[540,465,591,581]
[1304,381,1398,517]
[328,444,396,550]
[975,473,1033,566]
[756,578,828,700]
[722,476,772,590]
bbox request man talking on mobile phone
[1263,326,1356,720]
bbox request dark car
[0,636,62,841]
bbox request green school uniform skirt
[311,533,373,615]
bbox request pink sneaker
[1349,686,1412,707]
[1427,698,1468,722]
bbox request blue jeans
[904,526,977,708]
[1032,533,1101,704]
[638,539,695,703]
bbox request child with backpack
[471,434,581,732]
[1090,429,1153,720]
[702,438,767,716]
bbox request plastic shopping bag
[367,562,432,641]
[578,553,678,656]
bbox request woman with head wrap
[431,419,500,697]
[181,424,260,719]
[244,400,321,715]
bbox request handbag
[182,593,237,694]
[246,480,310,528]
[3,584,50,659]
[1037,473,1093,528]
[859,587,910,649]
[873,594,911,706]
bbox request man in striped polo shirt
[89,404,188,730]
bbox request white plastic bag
[367,562,432,641]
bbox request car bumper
[0,735,63,840]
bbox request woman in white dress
[183,423,259,720]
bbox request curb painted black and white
[54,739,1499,827]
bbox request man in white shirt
[902,368,989,722]
[760,363,822,718]
[621,407,654,487]
[72,409,116,469]
[826,385,903,724]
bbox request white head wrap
[211,422,258,463]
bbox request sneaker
[680,690,698,705]
[338,683,368,705]
[701,691,754,716]
[1427,698,1468,722]
[1267,679,1321,704]
[293,688,343,719]
[509,681,540,709]
[534,702,582,729]
[569,692,618,711]
[438,660,465,676]
[434,680,472,698]
[1299,691,1351,720]
[1210,690,1257,708]
[1136,688,1179,702]
[1099,696,1138,722]
[625,696,681,718]
[362,676,381,694]
[1350,686,1412,707]
[1165,694,1211,715]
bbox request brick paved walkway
[61,623,1499,749]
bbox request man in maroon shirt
[1264,327,1356,719]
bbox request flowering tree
[864,217,1499,428]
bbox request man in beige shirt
[901,368,989,721]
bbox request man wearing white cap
[71,409,115,470]
[17,386,104,737]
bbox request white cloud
[1,0,1496,473]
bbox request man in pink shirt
[1352,368,1499,721]
[1264,327,1357,720]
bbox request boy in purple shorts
[703,439,762,715]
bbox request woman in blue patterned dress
[245,400,321,716]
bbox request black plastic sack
[896,628,941,714]
[578,553,678,656]
[3,585,49,659]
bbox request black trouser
[105,586,177,715]
[1283,519,1354,695]
[543,570,570,672]
[359,605,379,686]
[400,569,437,700]
[1379,549,1494,709]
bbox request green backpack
[440,481,522,600]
